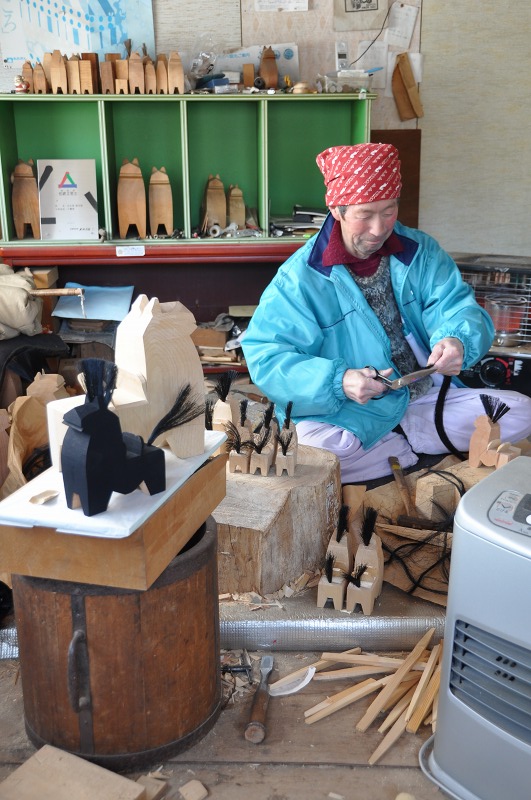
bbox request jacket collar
[307,213,419,275]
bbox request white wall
[1,0,529,255]
[418,0,531,255]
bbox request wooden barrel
[12,516,221,772]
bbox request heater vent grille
[449,619,531,746]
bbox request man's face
[330,199,399,259]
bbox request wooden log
[215,445,341,595]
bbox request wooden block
[135,775,168,800]
[191,327,229,348]
[115,58,129,82]
[115,78,129,94]
[30,266,58,288]
[0,744,145,800]
[0,453,226,590]
[215,444,341,595]
[178,780,208,800]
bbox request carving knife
[244,655,274,743]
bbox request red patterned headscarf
[316,143,402,207]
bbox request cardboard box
[191,326,229,348]
[0,453,226,590]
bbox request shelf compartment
[185,97,261,234]
[104,97,185,239]
[266,96,372,218]
[0,97,104,242]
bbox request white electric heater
[420,456,531,800]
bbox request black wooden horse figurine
[61,395,166,517]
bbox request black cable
[348,1,395,67]
[434,375,466,460]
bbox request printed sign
[37,159,98,241]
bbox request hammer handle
[29,288,83,297]
[244,681,270,743]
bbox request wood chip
[178,779,208,800]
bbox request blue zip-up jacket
[242,216,495,449]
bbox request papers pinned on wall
[37,159,99,241]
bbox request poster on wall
[0,0,155,72]
[37,159,99,241]
[333,0,389,32]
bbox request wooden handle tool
[244,655,274,744]
[29,288,84,297]
[388,456,415,516]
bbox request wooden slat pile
[269,627,442,765]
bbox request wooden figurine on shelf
[114,59,129,93]
[99,60,115,94]
[66,56,81,95]
[117,158,147,239]
[144,61,156,94]
[32,63,48,94]
[168,51,185,94]
[81,52,99,93]
[156,55,168,94]
[201,174,226,233]
[50,50,68,94]
[227,184,246,229]
[128,52,145,94]
[22,61,34,92]
[259,46,278,89]
[14,74,30,94]
[11,159,40,240]
[149,167,173,236]
[317,553,347,611]
[61,359,166,517]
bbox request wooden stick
[29,288,84,297]
[268,647,361,693]
[406,665,441,733]
[356,628,436,732]
[380,675,420,713]
[405,642,441,722]
[378,684,417,733]
[319,652,417,668]
[368,706,409,766]
[313,665,399,681]
[304,676,390,724]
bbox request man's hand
[342,367,393,404]
[427,337,464,375]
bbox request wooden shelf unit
[0,93,372,319]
